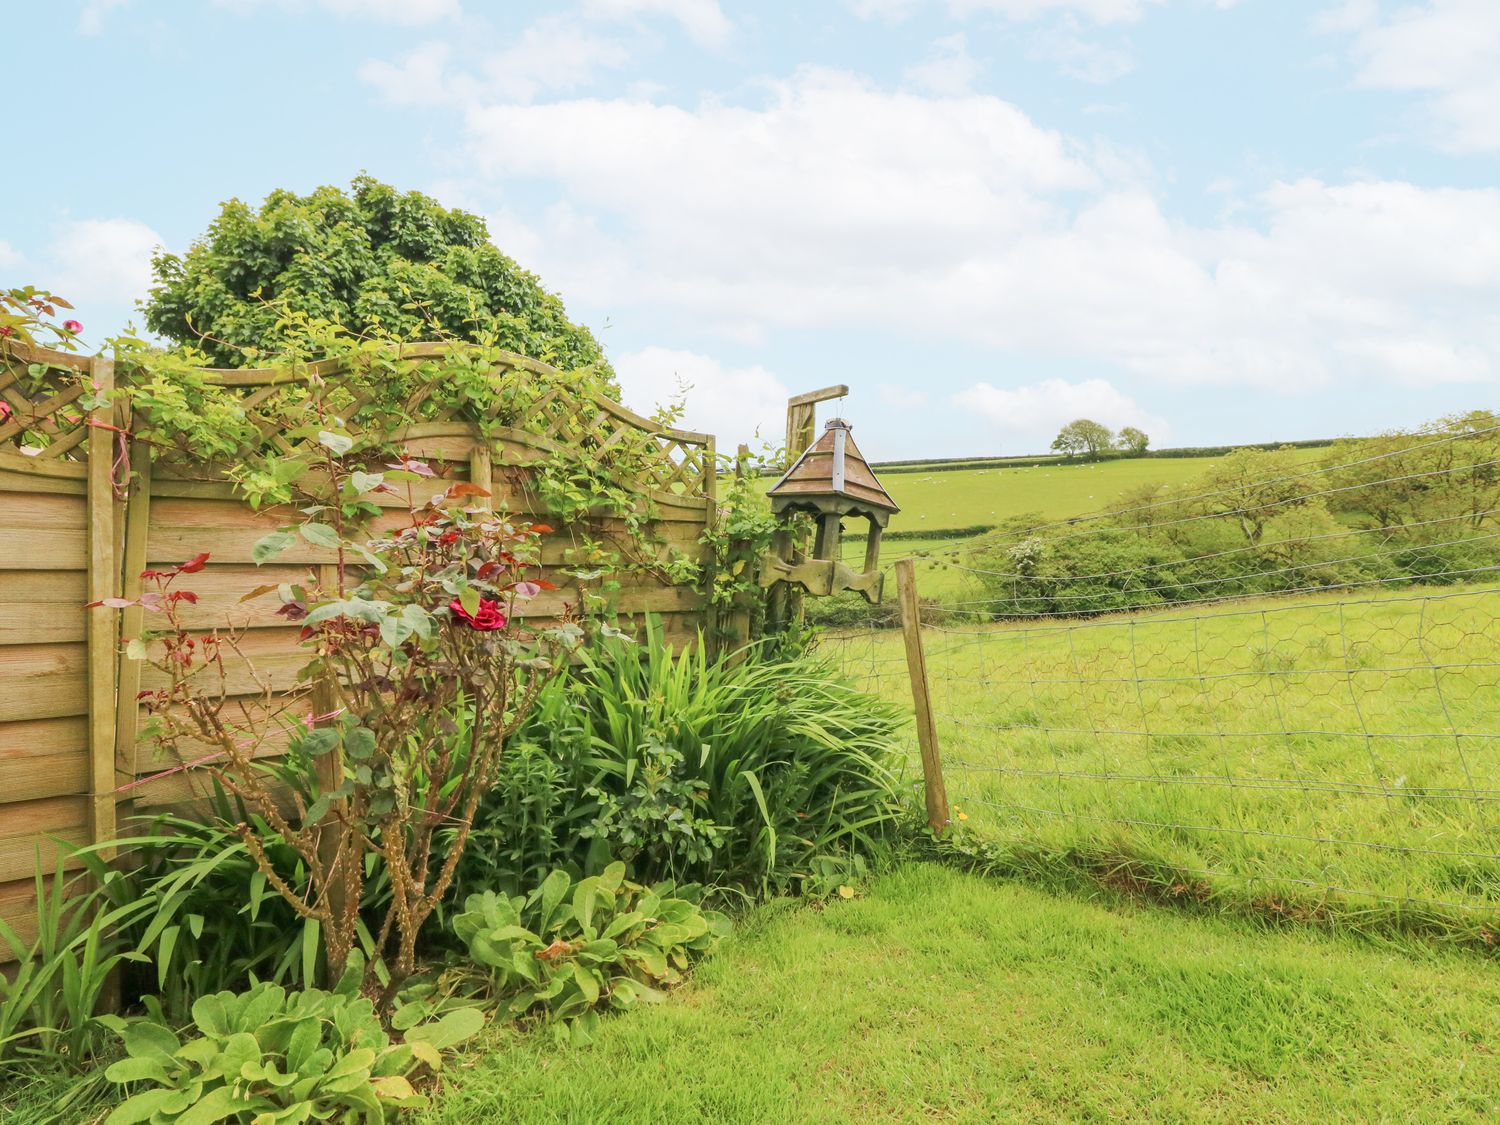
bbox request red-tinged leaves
[445,482,492,499]
[85,597,136,609]
[529,524,554,534]
[276,601,309,621]
[166,591,199,605]
[240,584,281,603]
[532,578,559,591]
[178,552,210,574]
[511,581,542,599]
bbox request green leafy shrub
[0,857,149,1074]
[449,863,727,1045]
[95,794,397,1026]
[142,175,612,380]
[102,960,481,1124]
[449,624,906,900]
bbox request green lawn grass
[822,582,1500,940]
[418,862,1500,1124]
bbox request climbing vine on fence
[3,292,778,630]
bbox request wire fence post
[896,558,950,833]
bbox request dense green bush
[143,175,612,380]
[445,863,727,1045]
[449,624,906,902]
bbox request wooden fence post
[86,356,120,857]
[895,558,949,833]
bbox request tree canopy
[1050,419,1114,458]
[143,176,612,380]
[1116,426,1150,454]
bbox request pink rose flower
[63,319,82,334]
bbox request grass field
[782,446,1329,602]
[418,863,1500,1124]
[871,448,1326,538]
[823,583,1500,941]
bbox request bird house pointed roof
[767,418,899,516]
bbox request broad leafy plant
[448,863,727,1045]
[101,956,482,1124]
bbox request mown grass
[824,583,1500,942]
[418,862,1500,1124]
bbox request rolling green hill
[871,447,1328,540]
[756,446,1329,548]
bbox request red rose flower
[449,596,508,631]
[63,319,82,334]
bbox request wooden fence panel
[0,341,101,948]
[0,342,719,954]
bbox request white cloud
[215,0,461,25]
[903,34,981,95]
[83,0,460,34]
[584,0,732,47]
[1331,0,1500,152]
[1027,16,1136,82]
[612,347,789,449]
[955,378,1166,449]
[849,0,1163,24]
[456,70,1500,398]
[46,218,162,306]
[362,18,633,106]
[0,240,23,271]
[359,42,463,107]
[78,0,130,34]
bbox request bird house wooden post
[761,417,899,604]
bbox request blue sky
[4,0,1499,458]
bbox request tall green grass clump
[451,623,907,902]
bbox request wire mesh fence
[820,423,1500,941]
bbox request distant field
[755,447,1327,551]
[872,447,1327,539]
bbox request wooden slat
[0,526,86,570]
[0,753,90,805]
[0,716,89,759]
[0,796,88,883]
[0,459,88,493]
[0,716,90,803]
[0,570,88,645]
[0,645,88,722]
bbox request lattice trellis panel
[157,347,714,499]
[0,347,94,461]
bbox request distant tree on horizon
[1116,426,1150,454]
[1051,418,1115,459]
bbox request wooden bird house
[762,417,899,603]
